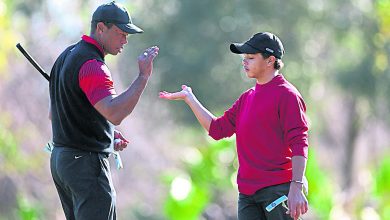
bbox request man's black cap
[92,1,143,34]
[230,32,284,59]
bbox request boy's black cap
[230,32,284,59]
[92,1,143,34]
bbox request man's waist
[52,144,111,157]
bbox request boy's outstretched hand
[159,85,213,131]
[159,85,192,101]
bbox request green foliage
[0,119,20,172]
[376,0,390,36]
[0,117,30,173]
[0,0,19,77]
[372,154,390,219]
[164,182,210,220]
[374,0,390,113]
[373,155,390,196]
[306,149,334,220]
[0,117,41,220]
[164,138,336,219]
[0,116,48,220]
[163,139,236,219]
[17,196,42,220]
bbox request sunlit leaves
[376,0,390,37]
[0,0,16,77]
[373,154,390,219]
[164,139,236,219]
[306,149,334,219]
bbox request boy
[160,32,309,220]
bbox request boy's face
[242,53,271,79]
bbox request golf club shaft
[16,43,50,81]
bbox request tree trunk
[342,96,360,190]
[0,175,18,219]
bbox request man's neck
[89,34,108,56]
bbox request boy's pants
[238,182,293,220]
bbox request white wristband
[291,179,304,184]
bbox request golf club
[16,43,50,81]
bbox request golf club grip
[16,43,50,81]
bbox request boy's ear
[267,56,275,65]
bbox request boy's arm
[287,156,308,219]
[159,85,215,131]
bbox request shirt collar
[81,35,105,56]
[255,74,283,91]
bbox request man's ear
[96,22,106,34]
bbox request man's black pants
[50,146,116,220]
[238,183,293,220]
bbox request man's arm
[94,46,159,125]
[94,74,149,125]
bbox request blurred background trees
[1,0,390,219]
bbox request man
[159,32,308,220]
[49,1,159,219]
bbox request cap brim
[230,43,259,54]
[116,23,144,34]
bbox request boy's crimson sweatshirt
[208,74,309,195]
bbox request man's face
[99,23,129,55]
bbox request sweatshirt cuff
[208,119,219,140]
[291,144,309,158]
